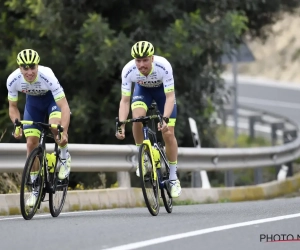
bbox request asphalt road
[224,74,300,126]
[1,197,300,250]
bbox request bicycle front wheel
[138,143,160,216]
[20,147,45,220]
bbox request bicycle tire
[20,147,45,220]
[49,152,68,217]
[158,145,173,213]
[49,178,68,217]
[138,143,160,216]
[158,170,173,213]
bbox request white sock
[59,144,68,159]
[30,174,38,183]
[169,161,177,181]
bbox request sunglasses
[21,64,36,70]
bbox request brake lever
[57,125,64,141]
[12,118,22,136]
[115,117,122,135]
[156,110,163,128]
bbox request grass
[216,125,271,148]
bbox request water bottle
[46,152,56,173]
[152,147,161,169]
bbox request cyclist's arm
[56,97,70,135]
[163,91,175,118]
[119,95,131,123]
[56,97,71,135]
[119,64,133,122]
[162,60,175,119]
[44,70,70,135]
[7,76,20,123]
[8,100,20,123]
[54,96,70,135]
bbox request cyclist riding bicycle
[6,49,71,206]
[116,41,181,198]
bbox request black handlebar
[12,119,64,141]
[115,110,164,136]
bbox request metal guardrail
[220,104,298,143]
[1,131,300,172]
[1,104,299,187]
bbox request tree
[0,0,299,189]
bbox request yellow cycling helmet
[16,49,40,65]
[131,41,154,58]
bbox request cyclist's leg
[155,90,181,197]
[23,97,46,205]
[23,106,42,157]
[47,100,71,179]
[23,99,44,156]
[131,83,152,147]
[47,101,66,154]
[131,84,152,176]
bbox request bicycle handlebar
[13,119,64,140]
[115,110,164,135]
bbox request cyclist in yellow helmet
[116,41,181,198]
[7,49,71,206]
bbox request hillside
[225,10,300,85]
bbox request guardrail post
[254,167,263,184]
[283,130,297,177]
[249,115,263,184]
[219,106,235,187]
[191,172,201,188]
[249,117,255,139]
[225,171,234,187]
[249,115,262,140]
[271,122,284,146]
[117,172,131,188]
[271,122,285,178]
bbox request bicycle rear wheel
[49,153,68,217]
[158,144,173,213]
[20,147,45,220]
[138,143,160,216]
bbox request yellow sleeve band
[122,90,131,96]
[8,96,18,101]
[164,87,174,93]
[54,93,65,101]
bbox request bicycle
[116,103,173,216]
[13,119,69,220]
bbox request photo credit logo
[260,234,300,242]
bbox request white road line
[104,213,300,250]
[0,209,113,221]
[239,96,300,109]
